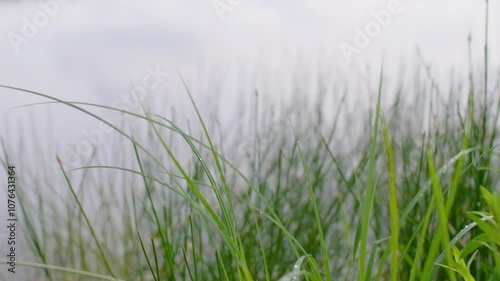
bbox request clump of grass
[1,55,499,280]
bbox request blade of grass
[137,231,159,281]
[426,149,456,281]
[131,137,176,279]
[295,136,331,281]
[55,154,116,278]
[381,113,399,281]
[357,63,383,281]
[0,260,125,281]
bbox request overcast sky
[0,0,498,146]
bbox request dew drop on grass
[277,255,307,281]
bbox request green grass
[1,59,499,280]
[1,4,500,280]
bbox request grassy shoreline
[1,56,500,280]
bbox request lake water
[0,0,498,153]
[0,0,496,163]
